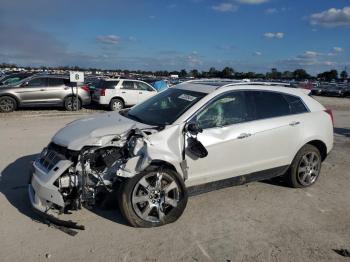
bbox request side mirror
[22,82,29,87]
[185,123,203,136]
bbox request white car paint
[29,81,334,214]
[92,79,157,107]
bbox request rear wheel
[109,98,124,111]
[118,168,188,227]
[0,96,17,112]
[285,144,322,188]
[64,96,81,111]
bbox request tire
[109,98,124,111]
[285,144,322,188]
[64,96,81,111]
[0,96,17,112]
[118,167,188,227]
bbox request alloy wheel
[297,152,321,186]
[0,98,15,112]
[112,101,123,111]
[132,172,180,223]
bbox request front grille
[38,150,64,171]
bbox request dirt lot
[0,96,349,262]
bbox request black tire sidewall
[118,168,188,227]
[286,144,322,188]
[64,96,81,111]
[0,96,17,112]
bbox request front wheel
[285,144,322,188]
[0,96,17,112]
[118,168,188,227]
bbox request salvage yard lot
[0,96,349,262]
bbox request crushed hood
[52,112,150,150]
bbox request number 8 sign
[70,71,84,83]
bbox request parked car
[92,79,157,110]
[29,81,333,227]
[0,72,34,86]
[0,75,91,112]
[321,85,348,97]
[84,76,103,95]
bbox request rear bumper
[81,96,91,106]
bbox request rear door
[44,78,69,104]
[120,80,138,105]
[134,81,157,103]
[17,77,49,105]
[242,90,304,170]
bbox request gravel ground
[0,96,349,262]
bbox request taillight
[324,109,334,127]
[81,85,89,92]
[100,88,106,96]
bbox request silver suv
[0,75,91,112]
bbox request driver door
[17,77,49,105]
[185,91,258,186]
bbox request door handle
[237,133,251,139]
[64,87,69,90]
[139,92,143,94]
[289,121,300,126]
[40,89,46,91]
[122,91,126,94]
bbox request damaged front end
[28,127,158,215]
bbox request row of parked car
[0,73,159,112]
[1,72,349,113]
[311,84,350,97]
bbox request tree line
[0,63,348,82]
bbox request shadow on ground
[0,154,40,222]
[0,154,128,229]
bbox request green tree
[179,69,187,77]
[190,69,200,78]
[317,70,338,81]
[208,67,218,78]
[340,70,348,80]
[293,69,310,80]
[221,67,234,78]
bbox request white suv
[29,80,333,228]
[92,79,157,110]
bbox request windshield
[125,88,206,126]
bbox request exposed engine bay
[31,127,160,214]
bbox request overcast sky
[0,0,349,74]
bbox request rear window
[48,78,68,86]
[97,80,119,89]
[249,91,290,119]
[283,94,308,114]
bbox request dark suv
[0,75,91,112]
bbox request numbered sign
[70,71,84,83]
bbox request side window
[121,81,135,90]
[27,77,47,87]
[251,91,290,119]
[194,92,248,129]
[283,94,308,114]
[136,82,154,91]
[48,78,65,86]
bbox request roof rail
[181,78,291,88]
[185,78,244,84]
